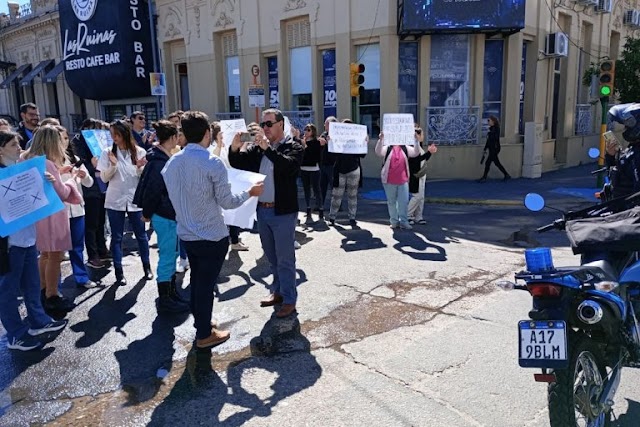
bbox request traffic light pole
[598,96,609,188]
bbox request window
[398,42,419,122]
[177,63,190,111]
[483,39,504,135]
[429,35,470,107]
[226,56,241,112]
[290,46,312,110]
[357,43,380,137]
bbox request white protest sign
[222,168,265,229]
[284,116,292,138]
[382,114,416,145]
[219,119,247,166]
[328,122,368,154]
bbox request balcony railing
[425,106,481,145]
[575,104,595,136]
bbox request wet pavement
[2,163,640,426]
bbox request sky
[0,1,30,15]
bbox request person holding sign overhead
[0,130,70,351]
[375,125,422,230]
[228,108,303,319]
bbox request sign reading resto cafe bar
[59,0,154,100]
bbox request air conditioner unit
[595,0,613,13]
[577,0,598,5]
[545,32,569,57]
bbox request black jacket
[133,146,176,220]
[16,122,33,150]
[320,131,336,166]
[611,143,640,198]
[408,147,433,194]
[483,125,501,154]
[228,136,304,215]
[301,138,322,167]
[71,133,103,199]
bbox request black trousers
[482,152,509,178]
[84,195,108,259]
[301,170,321,210]
[183,239,229,340]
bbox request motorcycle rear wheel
[548,336,612,427]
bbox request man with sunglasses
[229,108,304,318]
[130,111,154,151]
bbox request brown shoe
[260,293,283,307]
[275,304,297,318]
[196,328,230,349]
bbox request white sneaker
[294,241,301,250]
[62,251,70,261]
[230,242,249,251]
[176,257,189,273]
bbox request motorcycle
[499,191,640,426]
[588,147,614,203]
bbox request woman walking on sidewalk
[478,115,511,182]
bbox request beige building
[0,0,638,179]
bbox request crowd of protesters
[0,102,437,352]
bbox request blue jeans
[0,246,52,341]
[106,209,150,268]
[69,216,90,285]
[257,207,297,305]
[183,239,228,340]
[152,215,178,282]
[383,182,410,225]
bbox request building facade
[1,0,639,179]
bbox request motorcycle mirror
[524,193,545,212]
[588,148,600,159]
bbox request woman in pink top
[23,126,83,313]
[375,132,421,229]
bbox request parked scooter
[589,147,614,203]
[499,192,640,426]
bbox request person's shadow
[149,340,321,426]
[115,310,190,405]
[392,230,447,261]
[333,223,387,253]
[71,279,147,348]
[612,399,640,426]
[217,250,255,301]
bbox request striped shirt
[162,143,249,242]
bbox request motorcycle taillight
[527,283,562,298]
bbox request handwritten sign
[0,156,65,237]
[82,129,114,157]
[328,122,368,154]
[382,113,415,145]
[219,119,247,167]
[222,168,266,229]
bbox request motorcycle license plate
[518,320,568,369]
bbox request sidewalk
[360,163,601,207]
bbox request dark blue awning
[0,63,31,89]
[43,61,64,84]
[19,60,54,86]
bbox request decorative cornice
[284,0,307,12]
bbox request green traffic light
[600,86,612,96]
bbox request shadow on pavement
[0,347,55,403]
[217,250,255,302]
[613,399,640,426]
[333,223,387,252]
[115,310,190,405]
[391,229,447,262]
[148,346,322,426]
[71,279,147,348]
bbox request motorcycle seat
[583,260,618,281]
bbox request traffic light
[599,60,615,98]
[350,62,365,97]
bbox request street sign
[249,84,265,108]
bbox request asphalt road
[1,194,639,426]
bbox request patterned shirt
[162,143,249,242]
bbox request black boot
[170,274,190,304]
[157,281,190,313]
[143,263,154,280]
[318,209,324,220]
[115,266,127,285]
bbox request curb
[425,197,522,206]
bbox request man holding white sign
[327,120,367,227]
[162,111,264,351]
[228,108,304,319]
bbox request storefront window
[357,43,380,137]
[290,46,312,111]
[429,35,470,107]
[399,41,419,122]
[226,56,241,113]
[483,39,504,135]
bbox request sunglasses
[415,129,422,135]
[138,117,146,121]
[260,120,281,128]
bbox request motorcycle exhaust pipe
[577,300,603,325]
